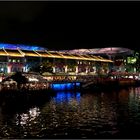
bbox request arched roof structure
[59,47,134,55]
[0,43,46,51]
[0,43,113,63]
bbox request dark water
[0,87,140,138]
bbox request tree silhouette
[29,61,53,74]
[130,51,140,72]
[11,72,28,89]
[40,61,53,73]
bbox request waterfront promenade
[0,72,140,92]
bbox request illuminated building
[0,43,114,74]
[59,47,136,72]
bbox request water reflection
[16,107,40,126]
[53,91,81,103]
[1,87,140,138]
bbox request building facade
[0,44,113,75]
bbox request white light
[7,66,11,73]
[23,66,26,72]
[23,66,29,72]
[0,77,2,82]
[53,67,56,73]
[86,67,88,73]
[28,78,39,82]
[76,66,78,74]
[129,76,133,79]
[65,65,68,73]
[16,107,40,126]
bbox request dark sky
[0,1,140,50]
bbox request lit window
[13,59,16,62]
[80,61,82,64]
[9,59,11,62]
[17,60,20,62]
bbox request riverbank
[81,78,140,91]
[1,71,140,94]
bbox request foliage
[11,72,28,84]
[40,61,53,73]
[29,60,53,74]
[67,60,77,69]
[29,64,40,73]
[133,51,140,72]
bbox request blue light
[76,83,80,86]
[53,91,81,103]
[66,83,72,90]
[54,92,72,102]
[0,43,46,51]
[50,82,81,91]
[76,92,81,102]
[51,83,66,90]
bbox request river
[0,87,140,138]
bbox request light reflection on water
[16,107,40,126]
[1,87,140,138]
[53,91,81,103]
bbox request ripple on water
[1,88,140,138]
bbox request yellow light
[1,49,113,63]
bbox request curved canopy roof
[59,47,134,55]
[0,48,113,62]
[0,43,46,51]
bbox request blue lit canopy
[0,43,46,51]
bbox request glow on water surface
[1,87,140,138]
[53,91,81,103]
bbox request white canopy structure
[59,47,134,55]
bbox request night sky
[0,1,140,50]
